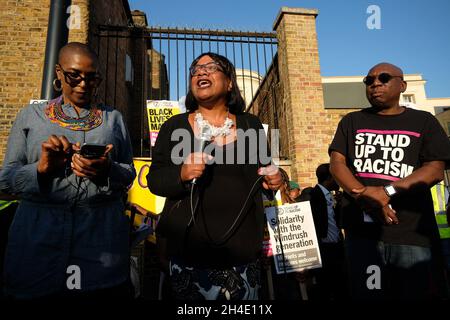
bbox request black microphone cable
[189,174,265,247]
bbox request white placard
[29,99,48,104]
[265,201,322,274]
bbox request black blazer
[299,184,341,241]
[309,185,330,240]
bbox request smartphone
[79,143,107,159]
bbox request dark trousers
[310,241,348,300]
[3,280,134,303]
[345,235,441,300]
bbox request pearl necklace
[194,111,234,140]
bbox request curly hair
[185,52,245,114]
[278,167,294,204]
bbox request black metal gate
[147,27,277,104]
[94,25,279,157]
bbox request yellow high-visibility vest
[0,199,18,211]
[431,183,450,239]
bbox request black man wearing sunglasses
[329,63,450,300]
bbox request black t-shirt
[329,107,450,246]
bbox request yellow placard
[147,100,180,146]
[127,158,166,244]
[128,158,166,214]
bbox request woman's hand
[71,143,113,179]
[37,135,72,175]
[180,152,211,183]
[259,165,283,191]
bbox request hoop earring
[91,88,100,105]
[53,79,62,92]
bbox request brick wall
[235,8,360,188]
[0,0,51,165]
[274,8,336,187]
[0,0,94,165]
[0,0,153,164]
[247,56,290,160]
[68,0,89,43]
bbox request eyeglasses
[57,64,102,87]
[363,73,403,86]
[189,62,223,76]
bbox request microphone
[192,126,211,185]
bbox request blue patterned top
[0,101,136,299]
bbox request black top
[184,141,259,267]
[147,112,270,268]
[329,107,450,247]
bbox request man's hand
[258,165,283,191]
[71,143,113,179]
[365,205,399,225]
[378,204,399,225]
[351,186,390,211]
[37,135,72,175]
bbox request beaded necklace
[45,95,102,131]
[194,111,234,140]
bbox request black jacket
[309,185,329,240]
[299,184,341,242]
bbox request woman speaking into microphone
[147,52,282,300]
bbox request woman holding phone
[0,42,135,300]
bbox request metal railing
[147,27,278,104]
[96,25,277,103]
[94,25,281,157]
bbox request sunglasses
[189,62,224,76]
[57,64,102,87]
[363,73,403,86]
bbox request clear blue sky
[129,0,450,98]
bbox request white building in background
[322,74,450,116]
[395,74,450,115]
[235,69,262,107]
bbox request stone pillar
[274,7,329,187]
